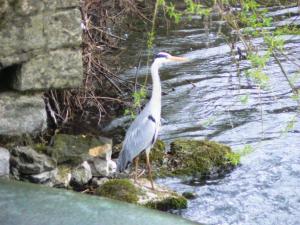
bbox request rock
[0,0,83,139]
[28,169,57,184]
[88,144,112,158]
[166,139,238,180]
[49,134,105,165]
[95,179,139,204]
[14,0,45,16]
[0,147,10,178]
[0,92,47,136]
[12,49,82,91]
[45,0,79,10]
[182,191,197,200]
[70,161,92,190]
[145,196,187,211]
[95,178,188,211]
[91,177,109,188]
[0,0,82,92]
[44,8,82,50]
[0,2,81,59]
[52,165,72,188]
[10,146,56,181]
[88,158,110,177]
[48,134,115,175]
[88,158,116,177]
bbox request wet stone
[10,146,56,182]
[70,161,92,190]
[49,134,102,165]
[0,92,47,136]
[0,147,10,178]
[12,49,82,91]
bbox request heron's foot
[134,179,140,186]
[137,169,145,179]
[131,169,145,185]
[140,179,155,191]
[144,184,156,192]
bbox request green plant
[124,87,147,118]
[226,144,254,166]
[225,152,241,166]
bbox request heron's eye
[155,53,168,59]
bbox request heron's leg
[134,156,139,183]
[145,149,154,190]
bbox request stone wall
[0,0,82,136]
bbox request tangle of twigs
[45,0,152,129]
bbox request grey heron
[117,52,187,189]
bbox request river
[119,6,300,225]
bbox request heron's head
[154,52,187,65]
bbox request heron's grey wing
[117,113,157,171]
[124,114,157,158]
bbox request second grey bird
[117,52,187,189]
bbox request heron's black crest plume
[155,52,169,59]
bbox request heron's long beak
[169,55,188,62]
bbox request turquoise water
[0,179,200,225]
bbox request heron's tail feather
[116,148,131,172]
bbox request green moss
[140,139,165,166]
[150,140,166,163]
[0,134,34,148]
[225,152,241,166]
[168,139,236,178]
[145,196,187,211]
[95,179,139,204]
[49,134,103,165]
[33,143,48,154]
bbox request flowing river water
[119,6,300,225]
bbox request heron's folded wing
[122,115,157,160]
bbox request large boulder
[95,178,187,211]
[12,49,82,91]
[0,92,47,136]
[96,179,139,204]
[49,134,110,165]
[0,147,10,178]
[166,139,238,180]
[10,146,56,183]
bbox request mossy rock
[140,139,165,166]
[95,179,139,204]
[167,139,237,179]
[49,134,103,165]
[145,196,187,211]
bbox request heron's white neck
[150,61,161,106]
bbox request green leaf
[240,95,249,104]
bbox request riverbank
[0,132,239,213]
